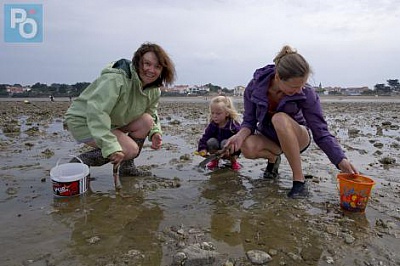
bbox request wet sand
[0,96,399,265]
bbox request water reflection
[201,170,327,263]
[51,177,164,265]
[201,169,246,247]
[238,179,325,264]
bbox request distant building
[188,85,210,95]
[6,85,30,94]
[323,86,370,95]
[161,85,189,94]
[233,85,245,96]
[340,86,370,95]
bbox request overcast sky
[1,0,399,89]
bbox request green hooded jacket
[65,59,162,158]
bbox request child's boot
[206,159,219,170]
[231,159,241,171]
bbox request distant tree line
[204,83,233,94]
[1,82,235,98]
[370,79,400,95]
[314,79,400,96]
[0,79,399,98]
[357,79,399,95]
[0,82,91,98]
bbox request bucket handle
[56,155,84,167]
[54,155,87,178]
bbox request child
[197,96,241,170]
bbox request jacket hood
[100,59,133,79]
[100,58,162,89]
[248,64,275,104]
[253,64,275,88]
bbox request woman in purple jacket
[198,96,241,171]
[226,45,358,198]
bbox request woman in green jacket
[65,42,176,176]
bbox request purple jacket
[241,64,346,166]
[198,118,241,151]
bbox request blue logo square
[4,4,43,43]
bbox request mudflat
[1,96,399,265]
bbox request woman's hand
[338,158,359,174]
[151,133,162,150]
[224,128,250,154]
[109,151,125,165]
[225,135,242,154]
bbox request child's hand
[222,149,230,158]
[195,150,208,157]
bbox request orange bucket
[337,173,375,212]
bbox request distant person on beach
[49,95,54,102]
[225,45,358,198]
[65,42,176,176]
[197,96,241,171]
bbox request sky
[1,0,399,89]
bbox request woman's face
[139,52,163,87]
[277,76,307,96]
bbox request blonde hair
[209,96,240,122]
[273,45,311,81]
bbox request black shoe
[70,149,110,167]
[287,181,309,199]
[263,155,281,179]
[119,159,152,177]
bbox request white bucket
[50,156,90,197]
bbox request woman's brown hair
[133,42,176,86]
